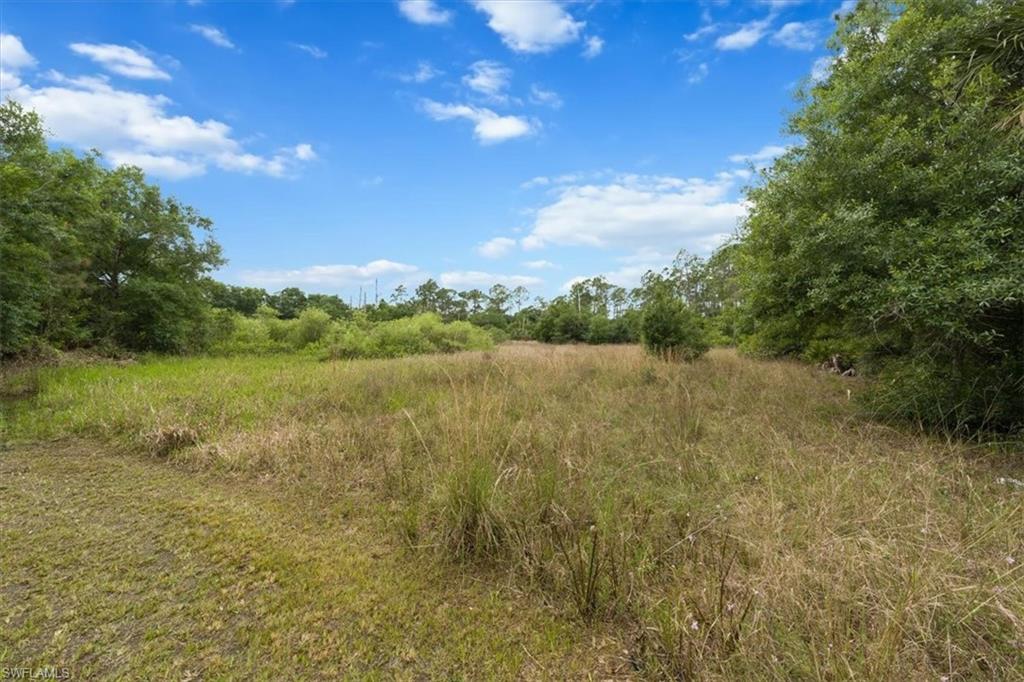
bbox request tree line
[1,0,1021,433]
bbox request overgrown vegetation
[5,345,1022,678]
[203,308,494,358]
[3,0,1022,437]
[0,103,222,356]
[740,0,1024,434]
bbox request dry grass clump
[8,343,1024,679]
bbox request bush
[640,295,709,361]
[865,352,1024,435]
[321,313,493,360]
[207,312,292,355]
[291,307,332,348]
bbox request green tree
[741,0,1024,432]
[0,102,98,353]
[640,294,709,361]
[269,287,306,320]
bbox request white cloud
[688,63,709,84]
[836,0,858,16]
[420,99,535,144]
[0,34,35,71]
[715,18,771,50]
[398,0,452,26]
[521,176,550,189]
[189,24,236,49]
[463,60,511,101]
[291,43,327,59]
[684,24,718,42]
[240,260,419,287]
[477,236,516,258]
[582,35,603,58]
[398,61,440,83]
[529,84,562,109]
[293,143,316,161]
[107,151,205,180]
[2,37,315,180]
[522,173,747,250]
[522,259,555,269]
[810,55,834,82]
[1,34,36,91]
[771,21,818,50]
[728,144,788,164]
[439,271,542,288]
[69,43,170,80]
[471,0,583,54]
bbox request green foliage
[291,307,332,348]
[321,314,494,360]
[534,300,589,343]
[641,294,709,362]
[0,101,223,356]
[740,0,1024,433]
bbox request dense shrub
[740,0,1024,433]
[321,313,493,360]
[640,295,709,361]
[291,307,332,348]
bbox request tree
[269,287,306,320]
[1,102,98,353]
[741,0,1024,432]
[487,284,511,315]
[640,293,709,362]
[390,284,408,304]
[458,289,486,316]
[305,293,350,320]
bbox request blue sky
[1,0,848,301]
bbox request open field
[3,344,1023,679]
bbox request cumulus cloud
[189,24,236,49]
[420,99,535,144]
[715,18,771,50]
[1,34,35,71]
[398,0,452,26]
[293,143,316,161]
[439,271,542,288]
[463,60,511,101]
[771,21,818,50]
[728,144,788,164]
[1,34,36,91]
[240,260,419,287]
[522,259,555,269]
[398,60,441,83]
[529,84,562,109]
[471,0,583,53]
[477,236,516,258]
[290,42,327,59]
[582,35,603,58]
[105,151,205,180]
[522,173,747,250]
[69,43,170,80]
[2,36,315,180]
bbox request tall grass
[5,343,1023,678]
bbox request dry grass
[4,343,1023,678]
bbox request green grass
[3,344,1023,678]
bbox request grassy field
[2,343,1022,679]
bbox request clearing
[2,345,1022,679]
